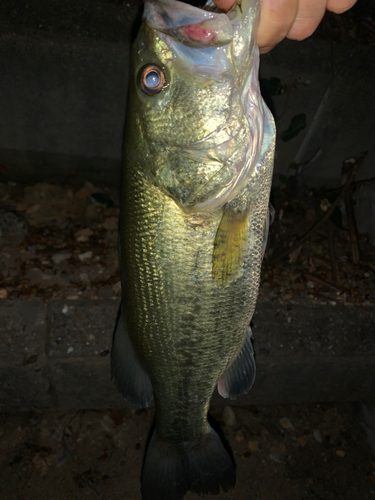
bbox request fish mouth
[145,0,236,49]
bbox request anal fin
[111,309,153,407]
[217,326,256,400]
[212,205,250,287]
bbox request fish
[111,0,276,499]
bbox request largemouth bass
[112,0,275,498]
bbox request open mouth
[180,0,208,6]
[180,0,236,12]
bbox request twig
[293,83,331,165]
[288,149,323,177]
[271,152,367,264]
[303,272,340,292]
[320,176,375,196]
[342,164,361,264]
[328,226,339,285]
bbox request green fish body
[112,1,275,498]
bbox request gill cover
[138,0,265,213]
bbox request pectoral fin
[212,205,250,287]
[111,309,153,408]
[217,327,256,400]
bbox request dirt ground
[0,173,374,305]
[0,165,374,500]
[0,403,374,500]
[0,172,374,498]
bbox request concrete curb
[1,298,374,412]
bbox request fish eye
[138,65,166,96]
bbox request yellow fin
[212,205,250,287]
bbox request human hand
[213,0,358,53]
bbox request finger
[327,0,357,14]
[287,0,327,41]
[257,0,299,54]
[213,0,236,10]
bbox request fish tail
[141,424,235,500]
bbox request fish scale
[112,0,275,498]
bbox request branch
[270,152,368,264]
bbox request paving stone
[216,355,375,406]
[0,355,54,412]
[50,357,125,409]
[0,299,47,365]
[1,298,374,411]
[47,300,119,358]
[252,301,375,357]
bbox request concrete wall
[0,0,374,188]
[0,0,141,185]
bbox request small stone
[298,436,307,447]
[313,429,322,443]
[248,440,259,452]
[91,192,114,207]
[67,347,74,354]
[52,252,71,264]
[0,209,28,244]
[15,203,26,212]
[100,413,116,433]
[112,281,122,294]
[26,203,41,214]
[85,204,98,223]
[336,450,346,457]
[269,451,283,463]
[79,273,90,286]
[67,295,79,300]
[62,305,69,314]
[235,432,245,442]
[75,182,97,200]
[78,251,93,261]
[222,406,236,427]
[0,288,8,299]
[75,227,94,242]
[103,217,119,231]
[279,417,294,430]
